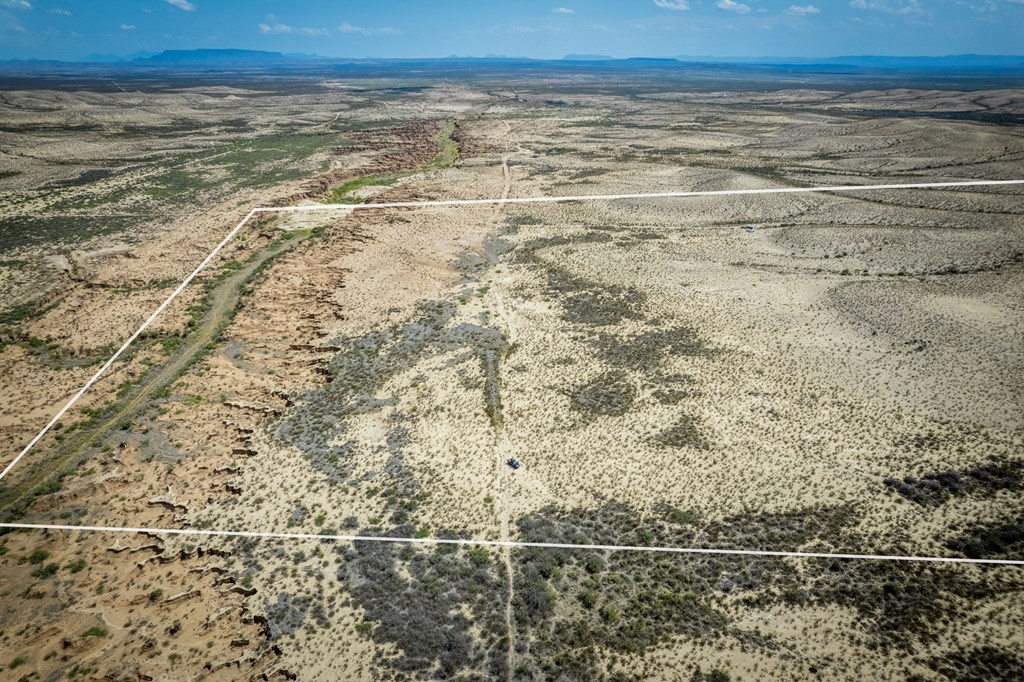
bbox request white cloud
[164,0,196,11]
[0,0,32,9]
[337,22,401,35]
[259,22,329,36]
[337,22,368,34]
[552,6,574,13]
[957,0,997,9]
[653,0,690,10]
[716,0,751,12]
[849,0,923,13]
[259,22,291,34]
[787,4,821,14]
[47,7,71,15]
[119,23,135,30]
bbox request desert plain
[0,62,1023,680]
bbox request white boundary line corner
[3,178,1024,566]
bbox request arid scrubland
[1,66,1023,680]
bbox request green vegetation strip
[326,119,458,205]
[0,230,312,521]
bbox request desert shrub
[542,265,645,326]
[265,592,329,640]
[668,508,696,525]
[512,503,734,677]
[884,475,958,506]
[340,533,507,678]
[570,371,636,416]
[31,562,59,579]
[926,645,1024,681]
[653,387,693,404]
[594,327,710,369]
[653,414,707,449]
[884,457,1022,506]
[510,232,612,264]
[579,589,599,609]
[278,298,508,490]
[503,214,543,230]
[946,517,1024,559]
[467,546,490,566]
[809,560,968,646]
[510,497,1008,674]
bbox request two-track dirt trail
[0,230,310,519]
[486,118,520,680]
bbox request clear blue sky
[1,0,1022,61]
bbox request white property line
[255,179,1024,213]
[1,522,1022,566]
[3,178,1024,566]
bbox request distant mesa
[79,51,156,63]
[623,57,681,64]
[79,53,125,63]
[135,49,299,64]
[561,55,682,65]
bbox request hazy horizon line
[3,49,1024,65]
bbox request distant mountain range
[671,54,1024,68]
[138,49,324,64]
[2,49,1022,69]
[76,49,320,64]
[80,51,158,63]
